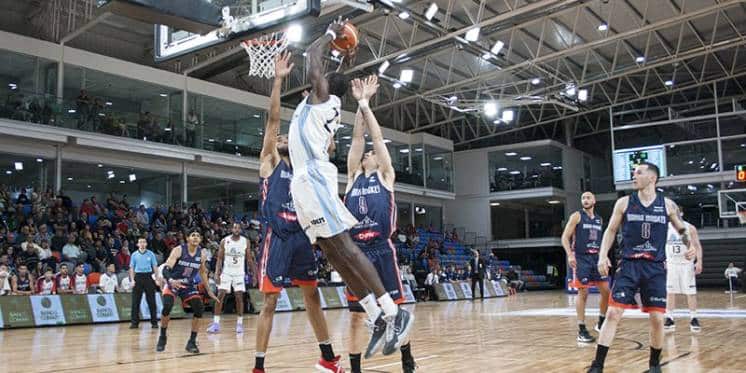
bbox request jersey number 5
[641,222,651,240]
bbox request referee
[129,236,159,329]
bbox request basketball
[330,22,359,55]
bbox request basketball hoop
[241,32,288,79]
[738,210,746,225]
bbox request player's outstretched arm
[260,52,294,177]
[346,83,365,180]
[561,212,581,270]
[306,17,344,104]
[357,75,395,185]
[215,239,225,284]
[598,197,628,276]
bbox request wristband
[325,29,337,40]
[358,99,370,110]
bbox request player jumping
[158,230,219,354]
[344,75,417,372]
[253,51,344,373]
[664,204,703,332]
[588,162,694,373]
[288,18,414,358]
[561,191,610,343]
[207,222,252,334]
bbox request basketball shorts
[218,272,245,293]
[259,227,318,293]
[347,240,404,313]
[571,254,608,288]
[610,260,667,313]
[290,162,358,244]
[162,282,201,306]
[666,262,697,295]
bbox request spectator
[93,239,111,273]
[71,263,88,294]
[98,263,118,293]
[34,224,52,243]
[19,236,40,271]
[0,263,11,295]
[185,110,198,146]
[135,204,149,226]
[11,264,34,295]
[119,275,133,293]
[725,262,742,293]
[51,229,66,253]
[80,198,95,217]
[115,245,131,271]
[424,268,439,300]
[148,232,167,261]
[55,263,73,294]
[62,234,85,264]
[76,90,92,129]
[507,267,525,292]
[16,189,29,205]
[36,268,56,295]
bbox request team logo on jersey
[354,216,379,229]
[280,170,293,179]
[281,200,296,212]
[354,230,381,241]
[358,196,368,215]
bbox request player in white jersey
[207,223,252,334]
[288,17,414,358]
[664,205,703,332]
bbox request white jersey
[666,222,693,265]
[222,235,247,276]
[288,95,342,175]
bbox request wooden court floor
[1,290,744,372]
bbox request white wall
[445,149,491,238]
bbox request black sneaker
[156,335,167,352]
[402,358,417,373]
[587,361,603,373]
[690,318,701,332]
[577,325,595,343]
[382,308,415,356]
[649,364,662,373]
[151,322,159,329]
[185,339,200,354]
[364,314,387,359]
[664,317,675,331]
[129,323,139,329]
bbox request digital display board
[613,146,667,182]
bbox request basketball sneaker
[382,308,415,356]
[252,369,264,373]
[649,365,662,373]
[236,323,244,334]
[207,322,220,333]
[689,318,701,332]
[185,339,200,354]
[314,355,345,373]
[156,335,167,352]
[402,357,417,373]
[664,317,675,331]
[587,362,603,373]
[364,314,387,358]
[577,325,595,343]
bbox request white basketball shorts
[666,263,697,295]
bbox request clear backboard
[154,0,322,62]
[718,188,746,220]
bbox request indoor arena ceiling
[2,0,746,151]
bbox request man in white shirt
[725,262,742,293]
[72,263,88,294]
[135,205,150,226]
[21,235,42,254]
[119,276,133,293]
[425,269,439,301]
[99,263,119,293]
[63,235,85,264]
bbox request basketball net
[241,33,288,79]
[738,210,746,224]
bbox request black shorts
[571,254,608,288]
[347,240,404,313]
[610,259,666,313]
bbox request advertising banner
[320,287,343,309]
[285,287,305,310]
[275,289,292,312]
[0,296,34,328]
[30,295,66,326]
[114,293,134,321]
[60,295,93,324]
[317,288,328,309]
[87,294,120,323]
[441,283,457,300]
[459,282,473,299]
[402,285,416,303]
[335,286,349,307]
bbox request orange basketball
[330,22,359,55]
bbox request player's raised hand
[350,78,364,101]
[597,256,611,277]
[327,16,346,35]
[361,75,379,100]
[274,51,294,79]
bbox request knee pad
[161,295,175,316]
[189,298,204,318]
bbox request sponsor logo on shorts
[649,296,666,303]
[614,291,626,299]
[580,277,589,284]
[310,217,326,225]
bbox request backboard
[718,188,746,219]
[154,0,322,62]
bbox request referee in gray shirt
[129,236,159,329]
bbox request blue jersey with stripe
[621,192,668,262]
[172,245,202,285]
[16,273,31,291]
[260,160,301,238]
[574,210,603,256]
[344,171,396,246]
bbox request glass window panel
[718,114,746,137]
[665,141,719,176]
[425,146,453,192]
[191,95,264,157]
[0,153,54,199]
[410,144,425,187]
[397,201,411,228]
[613,118,717,149]
[414,204,441,232]
[490,198,564,239]
[187,176,258,217]
[0,50,59,126]
[488,146,563,192]
[658,183,721,229]
[722,138,746,172]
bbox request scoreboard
[737,164,746,182]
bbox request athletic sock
[400,342,413,362]
[349,353,362,373]
[650,347,662,366]
[377,293,398,317]
[237,317,243,325]
[255,352,266,370]
[189,331,197,342]
[598,316,605,326]
[359,294,382,321]
[593,344,609,367]
[160,327,167,337]
[213,315,220,323]
[319,340,335,361]
[578,320,586,327]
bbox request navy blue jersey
[260,160,301,238]
[621,192,668,262]
[172,244,202,285]
[344,171,396,246]
[16,273,31,292]
[574,210,603,256]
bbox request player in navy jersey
[157,230,218,354]
[344,75,416,373]
[253,52,344,373]
[562,191,609,343]
[11,264,34,295]
[588,162,694,373]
